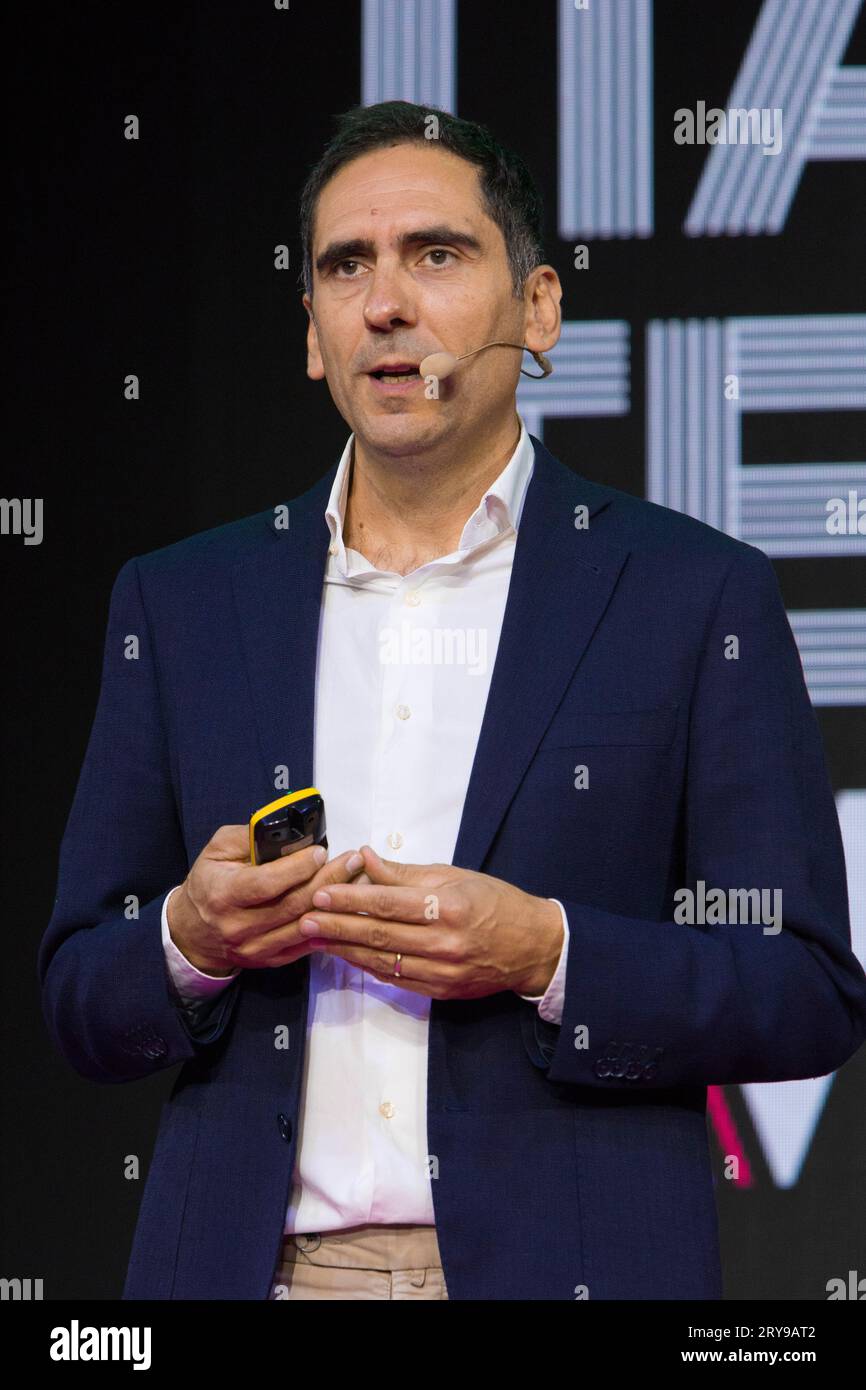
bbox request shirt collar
[324,414,534,577]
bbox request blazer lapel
[231,467,337,805]
[451,436,628,874]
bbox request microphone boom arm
[419,342,553,380]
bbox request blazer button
[277,1113,293,1142]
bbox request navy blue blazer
[38,435,866,1300]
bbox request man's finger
[230,851,366,954]
[299,911,449,959]
[310,882,435,922]
[307,845,366,900]
[358,845,432,884]
[320,942,459,990]
[207,824,250,859]
[232,844,347,907]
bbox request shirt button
[379,1101,395,1119]
[404,590,421,606]
[387,831,403,850]
[328,544,338,556]
[395,704,411,720]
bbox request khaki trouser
[271,1223,449,1300]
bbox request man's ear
[522,265,562,361]
[303,293,325,381]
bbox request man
[39,100,866,1301]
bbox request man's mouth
[368,363,421,383]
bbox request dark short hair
[299,100,545,303]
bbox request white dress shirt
[160,413,570,1232]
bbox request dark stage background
[3,0,865,1300]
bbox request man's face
[303,142,529,458]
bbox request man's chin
[356,408,450,456]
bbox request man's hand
[167,826,369,975]
[296,845,564,1000]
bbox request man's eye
[332,249,455,277]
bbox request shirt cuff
[517,898,569,1025]
[161,885,241,1003]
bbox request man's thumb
[359,844,415,882]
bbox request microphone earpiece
[418,343,553,380]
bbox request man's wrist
[167,883,237,977]
[514,896,565,996]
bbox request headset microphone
[419,342,553,380]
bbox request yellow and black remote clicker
[249,788,327,865]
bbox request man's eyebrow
[315,226,483,276]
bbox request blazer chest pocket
[537,704,679,751]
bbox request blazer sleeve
[533,546,866,1090]
[37,557,240,1083]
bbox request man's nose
[363,260,417,331]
